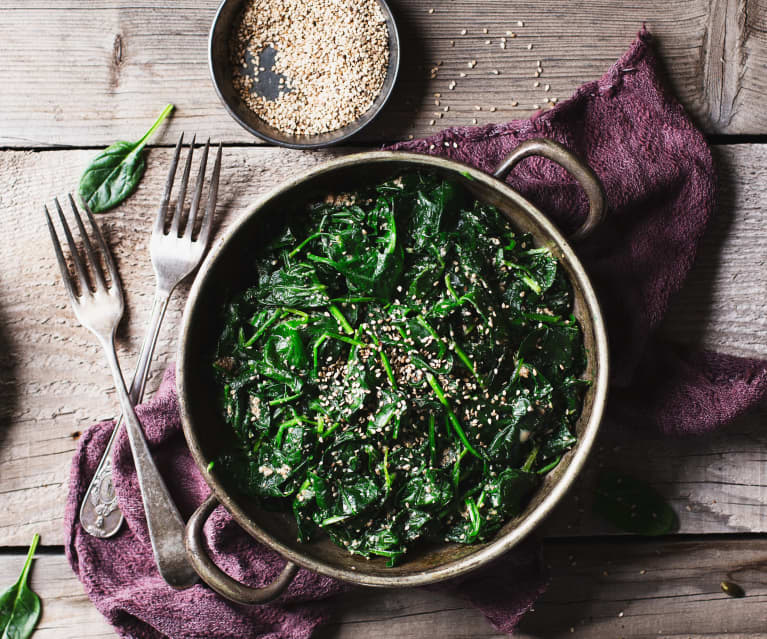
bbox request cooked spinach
[78,104,174,213]
[0,534,41,639]
[213,172,588,565]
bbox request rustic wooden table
[1,1,766,637]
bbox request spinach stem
[268,392,302,407]
[426,373,482,459]
[329,304,354,334]
[522,445,540,472]
[19,532,39,587]
[452,341,485,388]
[379,349,397,389]
[428,414,436,467]
[383,446,392,492]
[465,497,481,538]
[246,309,281,346]
[135,103,174,148]
[289,232,323,257]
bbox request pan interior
[180,157,602,582]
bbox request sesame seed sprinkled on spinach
[213,171,589,565]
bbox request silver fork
[46,142,219,590]
[79,136,221,541]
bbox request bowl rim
[207,0,401,149]
[177,150,609,587]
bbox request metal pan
[177,139,609,603]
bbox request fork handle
[99,332,199,590]
[80,289,172,538]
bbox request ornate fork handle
[80,289,171,538]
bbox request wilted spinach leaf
[212,171,588,565]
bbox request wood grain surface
[1,143,765,548]
[2,2,767,635]
[3,538,765,638]
[2,0,767,147]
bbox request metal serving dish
[178,139,609,603]
[208,0,400,149]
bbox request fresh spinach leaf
[594,470,677,536]
[0,534,41,639]
[78,104,174,213]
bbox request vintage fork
[79,135,222,540]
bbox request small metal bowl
[208,0,400,149]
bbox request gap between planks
[0,144,765,547]
[0,0,767,146]
[0,537,764,639]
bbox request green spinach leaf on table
[0,534,41,639]
[78,104,173,213]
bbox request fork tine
[80,198,124,300]
[44,204,79,302]
[183,138,210,240]
[197,142,221,247]
[155,134,184,236]
[54,197,91,295]
[68,194,107,291]
[170,135,196,237]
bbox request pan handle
[492,138,606,241]
[185,493,298,605]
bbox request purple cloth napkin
[388,28,767,435]
[65,367,546,639]
[66,28,767,639]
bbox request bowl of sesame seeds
[209,0,400,148]
[178,141,609,604]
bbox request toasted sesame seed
[231,0,389,135]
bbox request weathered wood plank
[4,539,765,638]
[0,144,765,546]
[1,0,766,146]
